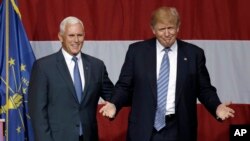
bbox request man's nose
[74,36,79,42]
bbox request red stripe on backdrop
[197,104,250,141]
[18,0,250,40]
[97,104,250,141]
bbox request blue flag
[0,0,35,140]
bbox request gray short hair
[59,16,84,34]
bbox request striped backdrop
[15,0,250,140]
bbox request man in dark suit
[28,16,114,141]
[100,6,235,141]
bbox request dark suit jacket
[111,38,221,141]
[28,50,114,141]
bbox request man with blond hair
[100,7,235,141]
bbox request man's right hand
[99,101,116,118]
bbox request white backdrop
[31,40,250,104]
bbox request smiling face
[58,19,85,56]
[151,7,180,47]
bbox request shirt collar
[61,48,82,62]
[156,40,177,53]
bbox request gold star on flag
[21,64,26,71]
[22,88,27,94]
[9,58,15,66]
[16,126,21,133]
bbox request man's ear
[58,33,63,42]
[151,26,156,35]
[176,22,181,33]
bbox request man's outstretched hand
[216,102,235,120]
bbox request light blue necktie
[72,56,83,135]
[72,56,82,102]
[154,48,170,131]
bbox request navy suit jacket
[111,38,221,141]
[28,50,114,141]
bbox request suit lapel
[146,39,157,101]
[56,51,79,103]
[146,39,189,105]
[175,40,189,105]
[81,53,90,103]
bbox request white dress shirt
[156,40,177,115]
[62,49,85,92]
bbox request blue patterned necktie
[154,48,170,131]
[72,56,83,135]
